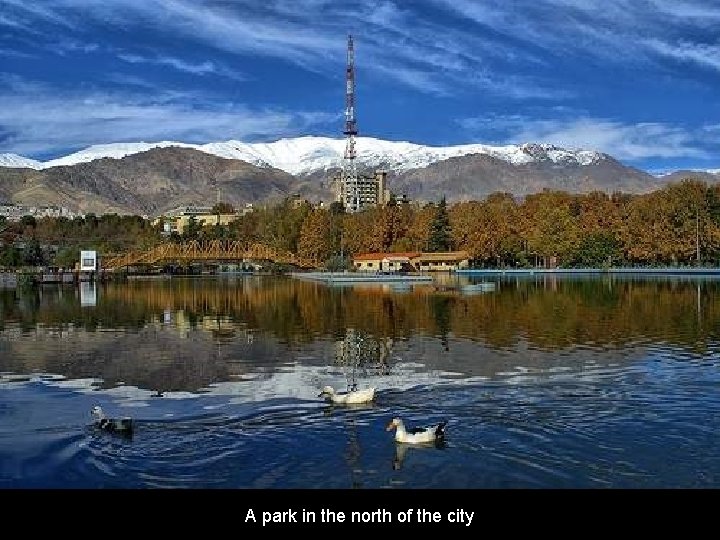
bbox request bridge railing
[102,240,315,270]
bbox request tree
[20,215,36,229]
[211,202,235,214]
[0,245,22,267]
[54,247,78,269]
[328,201,345,215]
[298,209,334,264]
[451,193,522,266]
[427,197,451,252]
[23,238,45,266]
[324,254,352,271]
[368,205,409,252]
[404,204,435,251]
[342,209,376,255]
[569,232,621,267]
[257,198,311,254]
[522,191,580,266]
[183,216,202,239]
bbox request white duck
[318,385,376,405]
[386,417,446,444]
[91,405,134,436]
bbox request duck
[386,417,446,444]
[318,385,376,405]
[91,405,133,436]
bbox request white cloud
[117,53,246,81]
[644,39,720,72]
[433,0,720,70]
[0,47,35,58]
[460,115,716,161]
[651,0,720,20]
[0,77,336,156]
[0,0,564,97]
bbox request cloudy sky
[1,0,719,171]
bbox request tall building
[335,170,391,210]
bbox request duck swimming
[386,417,446,444]
[318,385,376,405]
[91,406,133,436]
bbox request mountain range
[0,136,715,216]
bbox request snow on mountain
[653,168,720,178]
[196,137,604,174]
[0,153,43,169]
[41,141,196,168]
[0,136,605,175]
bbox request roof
[353,252,421,261]
[411,251,470,261]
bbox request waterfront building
[352,250,470,272]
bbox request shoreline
[457,268,720,275]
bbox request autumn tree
[298,209,334,265]
[342,208,377,255]
[623,180,707,265]
[522,191,581,266]
[451,193,521,266]
[256,198,311,254]
[368,205,410,252]
[402,204,435,251]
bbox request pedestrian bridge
[102,240,314,270]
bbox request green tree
[211,202,235,214]
[569,232,621,267]
[427,197,451,252]
[183,216,202,239]
[0,245,22,267]
[20,215,36,229]
[324,254,352,271]
[23,239,46,266]
[54,247,78,269]
[328,201,345,215]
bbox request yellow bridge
[102,240,315,271]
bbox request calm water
[1,275,719,488]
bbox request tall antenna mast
[342,34,359,212]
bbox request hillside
[0,147,298,215]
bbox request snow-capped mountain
[0,136,605,175]
[0,153,43,169]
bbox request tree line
[2,179,720,269]
[0,213,158,269]
[222,179,720,268]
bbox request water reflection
[80,281,97,307]
[1,276,719,393]
[392,440,447,471]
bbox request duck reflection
[392,439,447,471]
[322,401,376,417]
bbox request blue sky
[1,0,719,171]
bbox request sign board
[80,250,97,272]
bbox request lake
[1,274,719,488]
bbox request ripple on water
[3,277,720,487]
